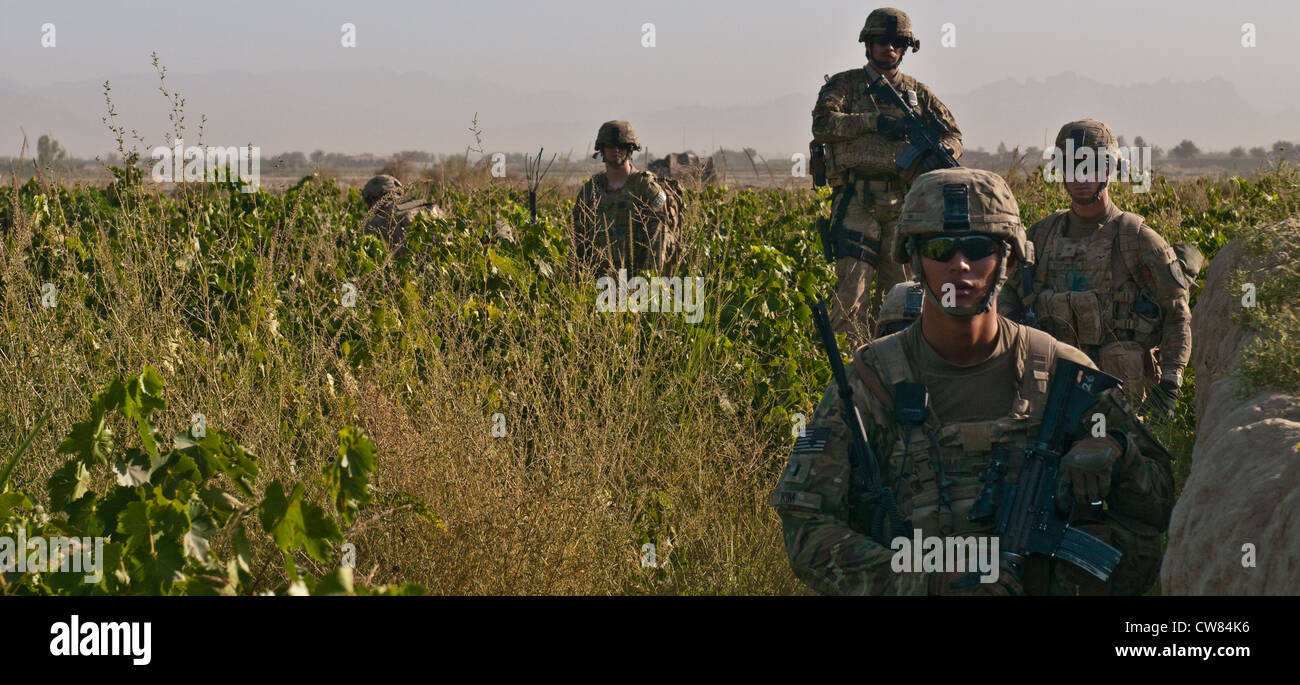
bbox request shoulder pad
[1028,210,1068,236]
[822,69,865,92]
[1042,334,1096,371]
[828,68,859,83]
[852,345,895,409]
[1114,210,1147,234]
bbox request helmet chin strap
[867,50,903,72]
[910,241,1012,318]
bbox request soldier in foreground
[572,121,683,273]
[361,174,444,251]
[771,169,1174,595]
[811,7,962,342]
[1000,120,1192,422]
[874,281,923,338]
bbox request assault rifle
[811,301,908,544]
[989,358,1124,583]
[865,72,960,174]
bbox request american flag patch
[793,427,831,453]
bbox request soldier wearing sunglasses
[573,120,682,272]
[771,169,1174,596]
[811,7,963,344]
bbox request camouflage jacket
[1000,205,1193,385]
[572,169,677,272]
[770,319,1175,595]
[366,199,443,247]
[812,65,962,183]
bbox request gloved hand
[902,147,953,182]
[1142,380,1180,423]
[876,113,907,140]
[928,563,1023,596]
[1057,436,1122,509]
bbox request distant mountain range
[2,69,1295,160]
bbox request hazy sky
[2,0,1297,156]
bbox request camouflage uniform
[771,169,1175,595]
[1000,120,1193,408]
[573,121,681,272]
[813,8,963,341]
[362,174,443,249]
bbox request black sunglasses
[916,235,1002,262]
[874,36,911,50]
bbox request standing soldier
[771,169,1175,595]
[572,121,683,273]
[1000,119,1192,423]
[812,7,962,342]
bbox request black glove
[876,114,907,140]
[1142,380,1180,423]
[902,148,952,182]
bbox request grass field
[2,149,1297,594]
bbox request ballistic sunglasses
[874,36,912,50]
[915,235,1002,262]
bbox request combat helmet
[895,168,1030,316]
[362,174,402,207]
[592,120,641,159]
[859,8,920,52]
[1054,118,1124,201]
[876,281,924,337]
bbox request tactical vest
[852,325,1057,539]
[1030,210,1162,349]
[578,171,671,267]
[823,71,918,180]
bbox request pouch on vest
[1131,296,1161,339]
[1045,290,1076,346]
[1069,291,1103,347]
[892,381,929,480]
[871,188,903,225]
[1099,341,1147,401]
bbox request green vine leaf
[324,427,376,526]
